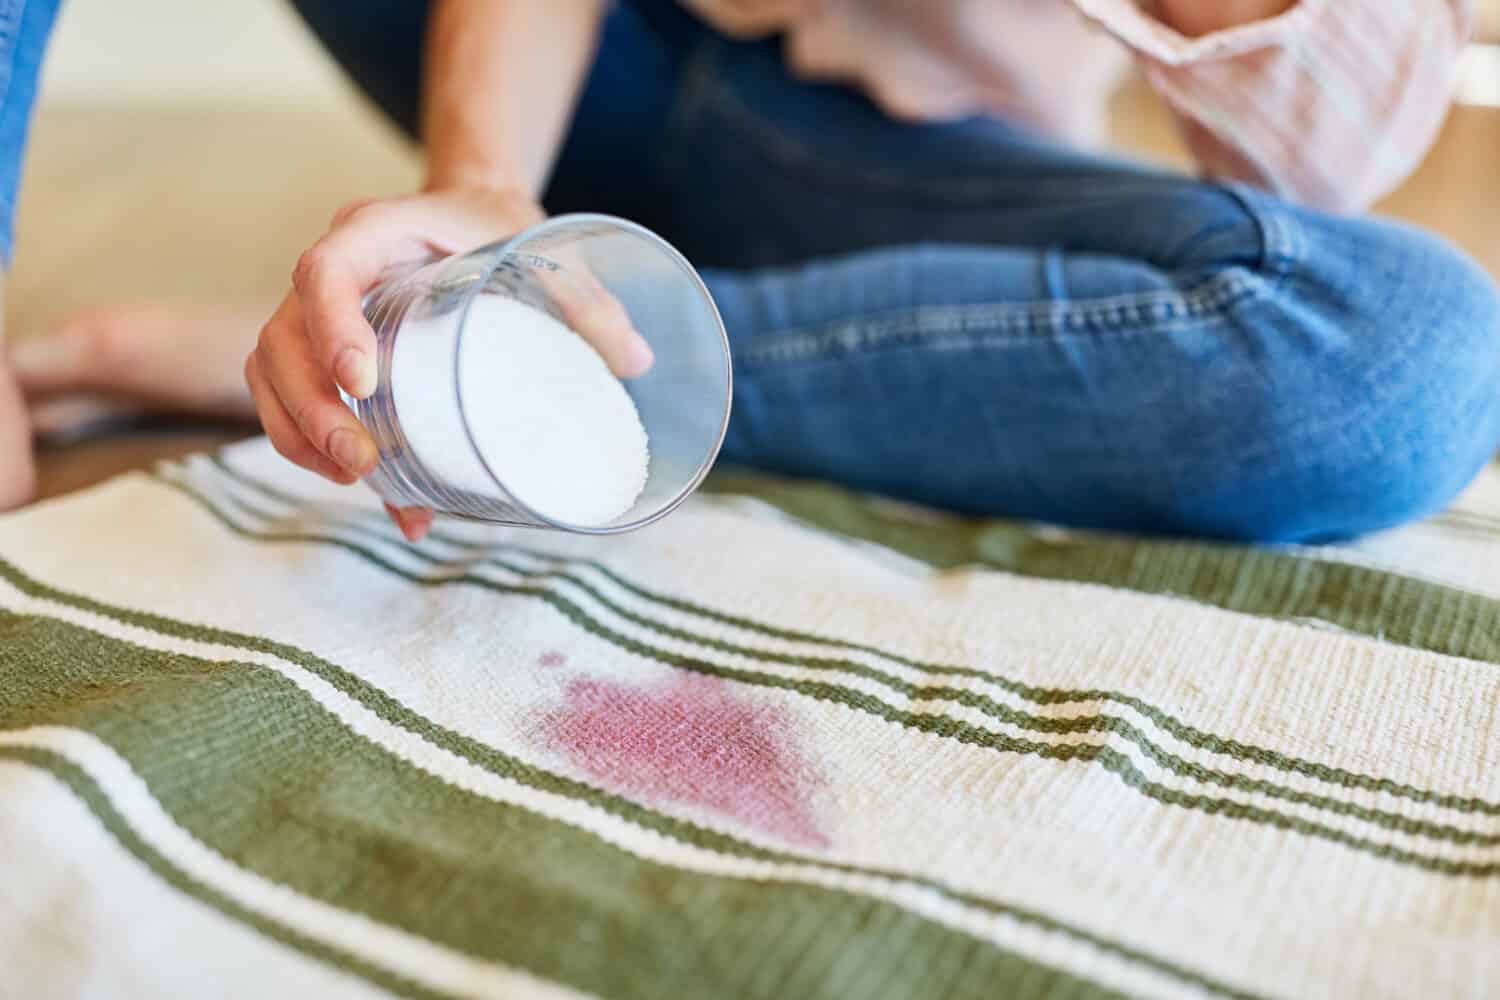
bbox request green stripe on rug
[0,609,1135,1000]
[704,470,1500,670]
[0,562,1244,998]
[0,742,447,1000]
[165,464,1500,869]
[206,453,1500,822]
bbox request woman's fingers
[249,296,375,481]
[245,350,357,484]
[256,201,447,489]
[329,197,378,230]
[292,196,500,402]
[536,248,654,378]
[251,185,562,495]
[384,502,434,542]
[290,231,384,401]
[558,276,655,379]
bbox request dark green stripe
[192,458,1500,848]
[0,562,1245,999]
[209,453,1500,821]
[0,744,448,1000]
[703,469,1500,668]
[147,466,1500,877]
[0,608,1135,1000]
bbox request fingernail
[386,504,432,542]
[404,513,433,543]
[327,427,373,475]
[335,346,376,399]
[621,333,655,379]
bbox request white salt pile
[390,295,650,525]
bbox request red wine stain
[542,673,827,848]
[538,651,566,668]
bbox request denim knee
[1172,214,1500,543]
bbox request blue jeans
[0,0,62,266]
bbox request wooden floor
[8,103,421,340]
[9,85,1500,500]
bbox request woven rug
[2,438,1498,999]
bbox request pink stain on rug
[537,651,566,668]
[542,673,827,848]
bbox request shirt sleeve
[1070,0,1473,212]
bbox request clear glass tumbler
[344,213,732,534]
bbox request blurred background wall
[39,0,347,106]
[9,0,421,339]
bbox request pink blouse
[680,0,1473,212]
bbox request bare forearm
[422,0,608,195]
[1150,0,1297,36]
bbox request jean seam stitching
[742,269,1270,366]
[1220,182,1303,276]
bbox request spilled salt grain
[390,295,650,525]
